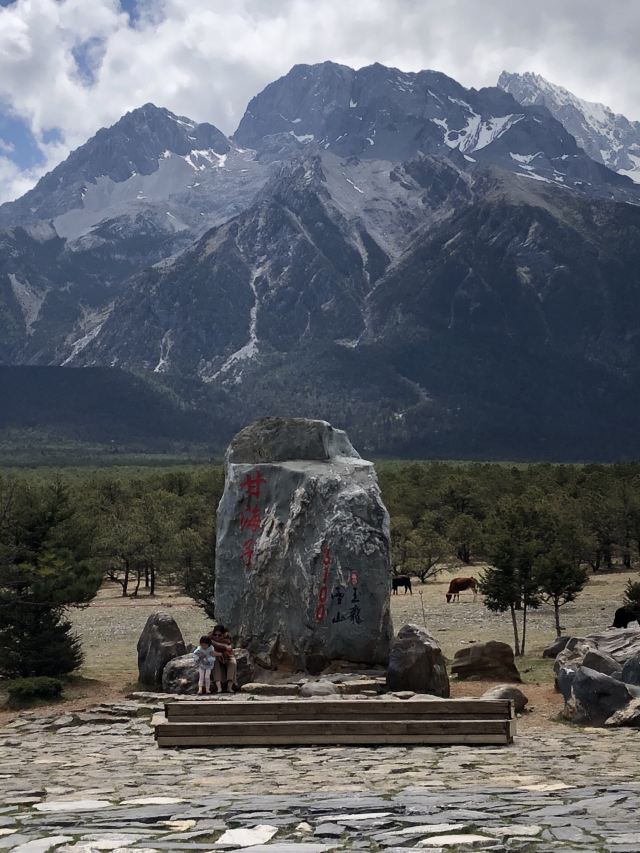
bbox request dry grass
[1,568,628,724]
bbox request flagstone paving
[2,701,639,851]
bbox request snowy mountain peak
[498,70,640,183]
[0,104,232,227]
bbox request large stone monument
[215,417,393,671]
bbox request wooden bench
[154,698,516,747]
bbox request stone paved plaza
[1,700,640,852]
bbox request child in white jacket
[193,635,216,694]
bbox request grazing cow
[446,576,478,603]
[611,606,640,629]
[392,575,412,595]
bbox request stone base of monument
[153,697,516,747]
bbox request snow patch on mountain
[499,70,640,184]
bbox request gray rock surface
[481,685,528,713]
[215,418,393,670]
[161,653,199,694]
[299,681,339,697]
[562,667,640,726]
[161,649,255,694]
[451,641,521,682]
[554,629,640,677]
[556,666,577,702]
[386,624,449,697]
[582,649,623,678]
[605,697,640,728]
[137,611,186,687]
[621,654,640,686]
[542,636,570,658]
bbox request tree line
[2,461,640,677]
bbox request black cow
[612,607,640,629]
[392,575,412,595]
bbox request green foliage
[624,578,640,609]
[1,459,640,668]
[0,477,101,677]
[6,676,63,706]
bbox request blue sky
[0,0,639,204]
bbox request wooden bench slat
[164,699,514,720]
[156,719,511,735]
[156,732,512,746]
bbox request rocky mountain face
[499,71,640,183]
[237,62,636,201]
[0,104,271,366]
[3,62,640,459]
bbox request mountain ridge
[2,62,640,459]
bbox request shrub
[624,579,640,610]
[6,676,64,706]
[0,610,83,678]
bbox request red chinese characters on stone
[238,469,267,570]
[241,538,255,569]
[239,471,267,499]
[239,505,262,533]
[315,545,331,622]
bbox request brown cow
[446,576,478,603]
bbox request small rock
[34,800,111,812]
[386,624,450,696]
[300,681,339,697]
[215,824,278,848]
[314,823,344,838]
[451,641,521,682]
[12,836,72,853]
[542,636,571,658]
[417,834,493,848]
[481,684,528,713]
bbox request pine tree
[0,478,101,678]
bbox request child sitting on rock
[193,635,216,695]
[209,624,239,693]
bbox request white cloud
[0,0,639,203]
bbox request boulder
[542,636,570,658]
[582,649,623,679]
[161,653,199,694]
[621,654,640,687]
[555,629,640,678]
[386,624,450,697]
[556,665,578,702]
[451,641,521,682]
[563,666,639,726]
[137,612,186,687]
[605,697,640,728]
[161,648,254,694]
[215,418,393,670]
[481,684,528,714]
[235,649,256,686]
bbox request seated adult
[209,624,239,693]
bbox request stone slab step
[154,716,516,747]
[164,698,515,722]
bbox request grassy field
[43,566,626,725]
